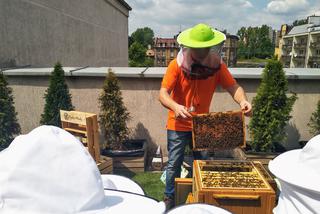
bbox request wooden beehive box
[192,110,245,151]
[192,160,275,214]
[60,110,113,174]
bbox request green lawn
[115,171,165,201]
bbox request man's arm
[159,88,192,119]
[226,83,252,117]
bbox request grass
[115,171,165,201]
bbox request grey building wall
[3,67,320,156]
[0,0,130,68]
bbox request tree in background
[40,62,74,127]
[129,27,155,67]
[249,59,297,152]
[292,18,308,26]
[237,25,274,59]
[0,72,21,148]
[308,100,320,136]
[130,27,154,49]
[99,70,130,150]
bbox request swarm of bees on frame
[192,111,244,151]
[199,161,267,189]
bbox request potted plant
[0,71,21,150]
[247,59,297,161]
[307,100,320,137]
[99,69,146,171]
[40,62,74,127]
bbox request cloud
[126,0,317,37]
[267,0,309,14]
[127,0,255,36]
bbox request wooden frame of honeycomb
[192,110,245,151]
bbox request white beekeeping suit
[269,134,320,214]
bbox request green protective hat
[177,23,226,48]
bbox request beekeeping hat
[167,203,232,214]
[269,134,320,192]
[0,125,165,214]
[177,23,226,48]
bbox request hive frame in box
[192,110,246,152]
[192,160,276,214]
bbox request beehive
[193,160,275,214]
[192,111,245,151]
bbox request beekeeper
[159,23,252,209]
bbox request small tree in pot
[99,69,131,150]
[248,59,297,152]
[40,62,74,127]
[308,100,320,136]
[0,71,21,148]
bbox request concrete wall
[0,0,130,67]
[4,67,320,155]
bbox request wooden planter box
[97,156,113,174]
[192,160,276,214]
[102,139,147,173]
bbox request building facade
[279,16,320,68]
[221,34,239,67]
[0,0,131,68]
[153,38,179,67]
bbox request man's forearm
[227,84,248,105]
[159,88,178,111]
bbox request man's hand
[240,100,252,117]
[173,104,192,119]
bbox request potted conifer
[0,71,21,150]
[40,62,74,127]
[99,69,146,160]
[307,100,320,136]
[247,59,297,159]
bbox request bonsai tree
[249,59,297,152]
[99,69,130,150]
[0,71,21,147]
[308,100,320,136]
[40,62,74,127]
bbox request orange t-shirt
[161,59,237,131]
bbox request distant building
[0,0,131,68]
[221,34,239,67]
[153,38,179,67]
[275,24,292,61]
[279,16,320,68]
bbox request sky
[125,0,320,37]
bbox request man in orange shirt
[159,23,252,210]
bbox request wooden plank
[113,167,145,173]
[112,156,144,162]
[60,110,87,126]
[92,115,100,162]
[64,127,87,136]
[113,162,144,168]
[100,165,113,174]
[86,117,96,161]
[175,178,193,206]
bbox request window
[299,50,304,55]
[170,50,174,57]
[316,49,320,55]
